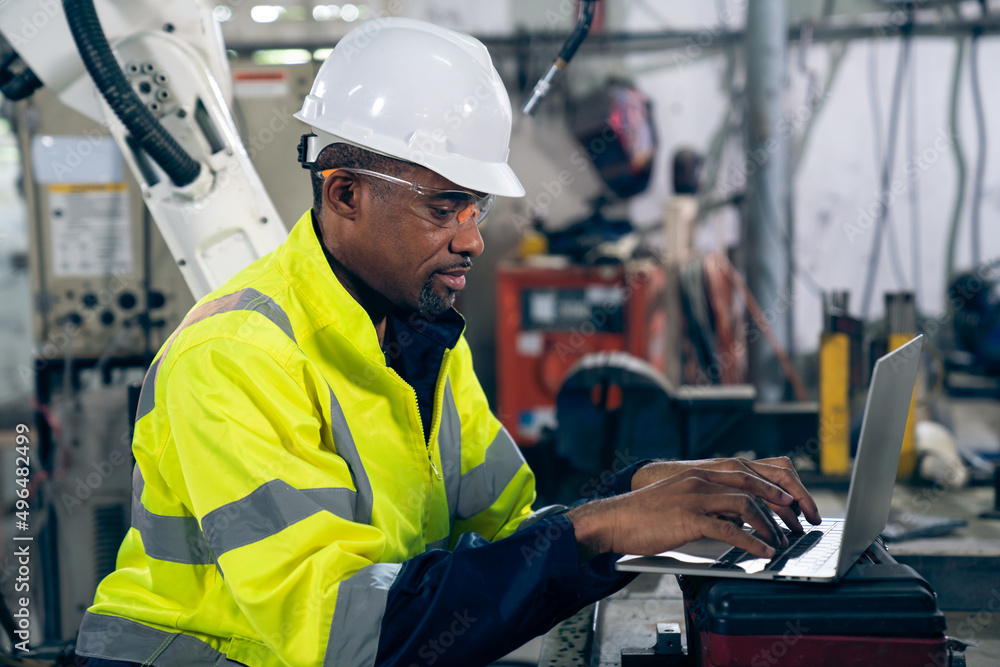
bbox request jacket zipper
[385,363,449,482]
[428,353,453,461]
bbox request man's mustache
[435,260,473,273]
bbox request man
[75,18,819,667]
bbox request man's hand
[630,457,822,532]
[567,468,800,563]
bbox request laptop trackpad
[657,538,734,564]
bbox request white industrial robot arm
[0,0,287,300]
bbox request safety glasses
[320,167,495,228]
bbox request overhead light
[340,3,359,21]
[313,48,334,60]
[313,4,341,21]
[250,5,283,23]
[213,5,233,22]
[253,49,312,65]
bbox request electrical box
[496,260,666,446]
[20,88,192,361]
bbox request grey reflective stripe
[202,479,357,557]
[517,504,569,531]
[133,287,296,420]
[75,612,245,665]
[131,466,215,565]
[328,386,374,525]
[425,537,450,552]
[231,287,297,343]
[325,563,402,667]
[135,356,161,422]
[438,379,462,526]
[456,427,527,521]
[133,466,360,564]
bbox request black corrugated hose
[558,0,597,65]
[62,0,201,187]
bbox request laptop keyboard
[710,522,842,572]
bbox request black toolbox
[675,541,956,667]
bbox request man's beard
[417,276,456,316]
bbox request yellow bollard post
[889,332,918,479]
[819,331,851,475]
[886,292,918,479]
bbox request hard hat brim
[422,153,525,198]
[298,125,526,198]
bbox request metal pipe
[859,25,913,321]
[945,38,967,289]
[225,18,1000,60]
[744,0,790,404]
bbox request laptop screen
[837,335,923,576]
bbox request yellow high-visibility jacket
[76,210,638,666]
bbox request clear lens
[412,191,494,227]
[320,167,493,227]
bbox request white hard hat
[295,17,525,197]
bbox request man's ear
[322,171,362,220]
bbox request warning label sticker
[48,183,132,276]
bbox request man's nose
[449,217,485,258]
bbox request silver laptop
[616,334,923,583]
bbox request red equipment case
[677,543,950,667]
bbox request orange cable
[719,256,809,402]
